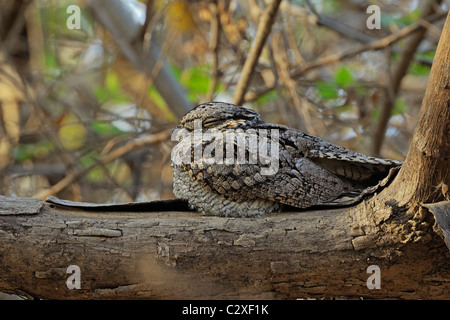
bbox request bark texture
[0,196,449,299]
[379,11,449,208]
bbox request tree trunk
[1,13,449,301]
[378,9,450,208]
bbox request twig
[95,157,135,202]
[87,0,191,118]
[232,0,282,106]
[243,10,447,103]
[372,0,443,156]
[294,12,445,77]
[33,128,172,200]
[283,10,306,66]
[206,0,220,101]
[305,0,377,44]
[272,32,316,134]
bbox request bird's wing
[305,147,402,182]
[279,127,403,183]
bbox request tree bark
[378,10,450,209]
[0,196,448,300]
[0,12,449,302]
[372,0,444,156]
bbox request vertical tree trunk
[381,12,449,209]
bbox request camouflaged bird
[171,102,402,217]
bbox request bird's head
[176,102,264,131]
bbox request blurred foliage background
[0,0,447,204]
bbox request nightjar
[171,102,402,217]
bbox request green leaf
[93,86,108,102]
[416,51,435,60]
[394,8,421,26]
[87,167,106,183]
[393,98,407,116]
[80,150,99,167]
[11,141,54,162]
[256,90,278,105]
[380,13,396,28]
[80,151,105,182]
[409,61,430,75]
[315,81,339,99]
[91,121,123,137]
[148,86,176,122]
[148,86,168,109]
[334,66,354,88]
[94,71,130,103]
[381,9,421,28]
[409,51,434,75]
[44,52,60,71]
[334,104,352,114]
[181,66,211,98]
[105,71,121,93]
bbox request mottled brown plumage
[171,102,402,217]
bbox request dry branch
[372,0,444,156]
[233,0,282,106]
[87,0,191,118]
[32,129,172,200]
[272,32,316,135]
[244,11,447,103]
[206,0,221,101]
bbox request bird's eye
[203,118,220,127]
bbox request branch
[32,129,172,200]
[232,0,282,106]
[0,196,448,299]
[206,0,221,101]
[87,0,191,118]
[305,0,377,44]
[243,11,447,103]
[372,0,444,156]
[296,13,445,77]
[377,11,450,208]
[271,32,316,134]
